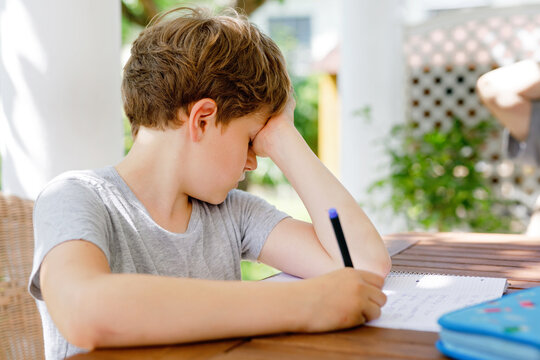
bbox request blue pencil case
[436,286,540,360]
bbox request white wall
[250,0,342,62]
[339,0,406,234]
[0,0,123,199]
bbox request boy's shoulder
[37,167,118,202]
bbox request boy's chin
[198,191,229,205]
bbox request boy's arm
[254,99,391,278]
[476,60,540,141]
[41,239,386,349]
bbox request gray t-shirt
[505,100,540,165]
[28,166,289,360]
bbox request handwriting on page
[367,273,507,332]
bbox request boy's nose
[244,148,258,171]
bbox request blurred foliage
[292,75,319,155]
[370,118,520,232]
[248,157,287,186]
[121,0,268,44]
[353,105,372,124]
[124,116,134,155]
[241,260,280,281]
[123,0,199,44]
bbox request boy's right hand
[296,268,387,333]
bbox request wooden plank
[411,241,540,251]
[214,341,372,359]
[218,328,445,360]
[413,233,540,245]
[503,279,540,289]
[385,232,540,246]
[393,254,540,268]
[391,259,540,274]
[400,247,540,260]
[68,339,246,360]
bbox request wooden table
[69,232,540,360]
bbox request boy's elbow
[379,252,392,277]
[63,317,100,350]
[361,234,392,277]
[60,296,109,350]
[368,249,391,278]
[373,233,392,277]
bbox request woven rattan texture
[0,193,43,360]
[404,6,540,230]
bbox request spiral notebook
[367,271,508,332]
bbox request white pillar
[339,0,405,233]
[0,0,123,200]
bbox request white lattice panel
[404,5,540,230]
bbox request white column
[0,0,123,200]
[339,0,405,233]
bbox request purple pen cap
[329,208,338,219]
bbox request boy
[29,7,391,359]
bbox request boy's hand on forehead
[251,97,296,158]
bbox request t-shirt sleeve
[28,177,112,301]
[503,100,540,166]
[227,189,290,261]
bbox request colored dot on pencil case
[519,300,535,308]
[504,326,521,334]
[484,308,501,313]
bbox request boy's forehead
[220,109,268,133]
[253,109,272,124]
[238,108,271,126]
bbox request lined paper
[367,272,507,332]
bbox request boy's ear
[187,98,218,142]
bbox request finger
[367,286,387,307]
[357,282,386,307]
[355,270,385,288]
[362,301,382,322]
[354,313,366,326]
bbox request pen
[328,208,354,267]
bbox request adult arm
[476,60,540,141]
[254,99,391,278]
[41,240,386,349]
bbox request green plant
[292,75,319,155]
[370,117,519,232]
[121,0,270,45]
[241,260,280,281]
[124,116,134,155]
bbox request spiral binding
[388,270,478,278]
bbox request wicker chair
[0,192,44,359]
